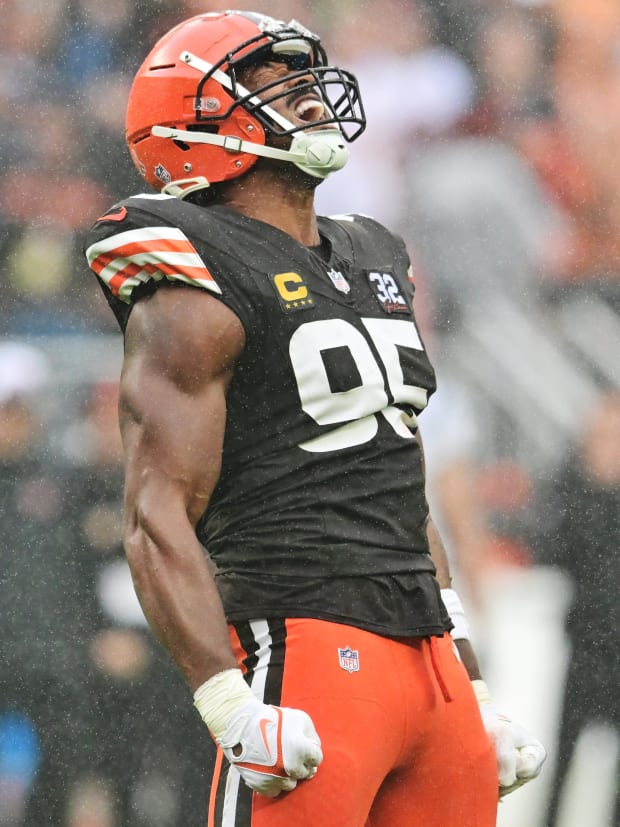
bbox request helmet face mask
[125,11,366,197]
[194,26,364,142]
[222,62,365,141]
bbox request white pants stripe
[220,619,273,827]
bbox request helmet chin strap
[150,50,349,194]
[151,124,348,179]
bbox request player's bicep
[120,363,225,521]
[120,286,245,525]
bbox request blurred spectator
[0,99,114,336]
[0,2,62,174]
[448,1,620,295]
[404,137,565,331]
[182,0,318,23]
[79,71,145,199]
[533,0,620,289]
[60,0,137,90]
[403,3,564,324]
[457,3,554,140]
[399,3,604,477]
[316,0,474,226]
[0,342,92,825]
[534,390,620,827]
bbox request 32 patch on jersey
[367,271,411,315]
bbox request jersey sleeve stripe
[110,261,221,300]
[91,250,211,280]
[85,225,222,302]
[86,225,193,254]
[103,236,197,257]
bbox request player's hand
[217,698,323,797]
[194,669,322,798]
[473,680,547,797]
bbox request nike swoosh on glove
[473,680,547,797]
[217,699,323,798]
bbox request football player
[85,11,546,826]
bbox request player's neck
[220,166,321,247]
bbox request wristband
[193,668,255,740]
[471,679,492,705]
[440,588,471,641]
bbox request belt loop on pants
[429,635,453,702]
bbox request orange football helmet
[125,11,366,198]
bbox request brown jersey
[85,194,449,637]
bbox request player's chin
[256,155,323,191]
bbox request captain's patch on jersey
[367,271,410,315]
[270,271,314,313]
[85,226,222,303]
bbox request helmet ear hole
[186,124,219,133]
[174,123,220,152]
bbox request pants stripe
[209,619,287,827]
[247,619,272,701]
[221,765,243,827]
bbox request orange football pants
[207,618,498,827]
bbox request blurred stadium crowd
[0,0,618,825]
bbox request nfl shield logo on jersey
[338,646,360,673]
[326,268,350,294]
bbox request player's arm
[415,428,481,676]
[120,285,322,795]
[425,515,483,681]
[120,285,243,688]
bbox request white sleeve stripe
[85,226,191,261]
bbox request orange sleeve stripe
[92,251,214,282]
[104,259,218,295]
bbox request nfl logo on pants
[338,646,360,673]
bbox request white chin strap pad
[289,129,349,178]
[150,124,348,191]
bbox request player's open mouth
[292,96,326,123]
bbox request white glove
[473,680,547,796]
[218,698,323,797]
[194,669,323,798]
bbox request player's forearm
[454,638,483,681]
[124,511,237,691]
[426,517,483,680]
